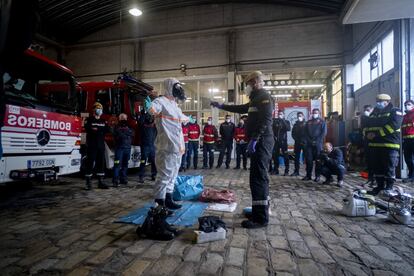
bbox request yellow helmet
[376,94,391,101]
[93,102,103,110]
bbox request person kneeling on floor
[317,142,345,187]
[145,78,190,209]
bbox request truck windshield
[3,51,77,114]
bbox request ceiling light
[213,96,222,99]
[272,94,292,98]
[209,88,219,93]
[129,8,143,16]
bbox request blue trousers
[139,145,157,177]
[181,143,189,169]
[113,148,131,182]
[187,141,199,169]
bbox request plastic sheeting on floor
[115,201,208,227]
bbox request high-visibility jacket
[188,123,201,141]
[182,124,189,143]
[363,103,403,149]
[203,124,218,144]
[234,126,248,144]
[402,109,414,139]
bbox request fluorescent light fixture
[263,86,274,89]
[185,99,191,102]
[208,88,219,93]
[187,97,192,100]
[272,94,292,98]
[129,8,143,16]
[194,100,198,103]
[213,96,222,99]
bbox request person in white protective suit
[145,78,192,209]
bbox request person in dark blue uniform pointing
[211,71,274,229]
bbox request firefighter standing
[138,111,157,184]
[187,116,200,169]
[211,71,274,228]
[202,117,218,169]
[291,112,306,176]
[84,102,110,190]
[112,113,134,187]
[217,115,235,169]
[270,110,291,176]
[364,94,403,195]
[180,121,190,172]
[234,118,248,170]
[361,104,374,185]
[303,108,327,181]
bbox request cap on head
[119,113,127,120]
[93,102,103,110]
[244,71,263,84]
[376,93,391,101]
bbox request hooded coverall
[148,78,189,199]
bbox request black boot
[155,198,165,206]
[367,181,384,196]
[85,176,92,190]
[112,179,119,188]
[98,177,109,189]
[165,193,182,209]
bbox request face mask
[239,121,244,125]
[298,117,304,122]
[312,114,319,119]
[207,121,212,125]
[405,105,413,112]
[376,101,387,109]
[278,114,284,119]
[95,109,103,116]
[245,84,253,97]
[172,83,186,101]
[364,111,371,116]
[226,119,230,123]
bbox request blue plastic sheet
[116,201,208,227]
[173,175,203,201]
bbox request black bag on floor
[198,216,226,233]
[136,205,178,241]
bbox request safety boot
[112,179,119,188]
[85,176,92,190]
[367,180,384,196]
[98,177,109,189]
[165,193,182,209]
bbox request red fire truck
[77,75,154,170]
[1,49,82,183]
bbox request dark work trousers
[113,148,131,182]
[203,143,215,168]
[371,147,399,190]
[85,146,105,178]
[318,162,345,181]
[305,144,322,178]
[139,145,157,178]
[364,141,374,181]
[187,141,199,169]
[403,139,414,178]
[293,142,305,173]
[218,140,233,167]
[250,135,274,224]
[236,143,248,169]
[180,142,189,169]
[270,142,289,173]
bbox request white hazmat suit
[148,78,189,199]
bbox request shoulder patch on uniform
[261,100,270,104]
[396,111,403,115]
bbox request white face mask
[312,113,319,119]
[298,116,304,122]
[95,109,103,116]
[226,119,230,123]
[364,111,371,117]
[405,104,414,112]
[245,84,253,97]
[278,114,284,119]
[207,120,212,125]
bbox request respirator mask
[172,83,186,101]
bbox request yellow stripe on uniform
[368,143,400,149]
[384,124,394,134]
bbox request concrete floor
[0,165,413,276]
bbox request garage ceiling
[38,0,346,43]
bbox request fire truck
[1,49,82,183]
[77,75,154,170]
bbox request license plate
[28,159,55,169]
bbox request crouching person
[317,142,345,187]
[145,78,189,209]
[113,113,134,187]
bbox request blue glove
[144,96,152,112]
[188,115,195,124]
[247,139,257,154]
[210,101,223,109]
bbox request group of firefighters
[83,70,411,229]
